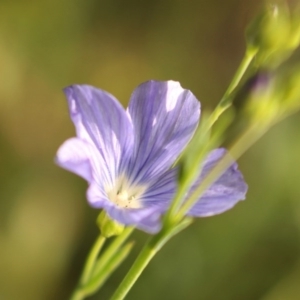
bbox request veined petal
[56,137,111,189]
[56,138,95,182]
[107,206,163,233]
[188,149,248,217]
[87,181,112,209]
[64,85,134,186]
[127,80,200,184]
[140,168,177,208]
[87,181,163,233]
[56,81,248,234]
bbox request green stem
[92,227,134,277]
[110,241,156,300]
[208,47,258,128]
[164,180,192,224]
[78,242,135,297]
[110,218,192,300]
[70,290,85,300]
[80,235,106,285]
[70,234,106,300]
[177,123,268,219]
[166,48,258,225]
[70,228,134,300]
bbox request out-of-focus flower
[56,81,247,233]
[246,3,300,68]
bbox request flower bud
[240,65,300,125]
[286,4,300,48]
[246,3,300,68]
[247,74,279,122]
[97,210,124,238]
[280,65,300,112]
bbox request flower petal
[87,181,163,233]
[107,206,163,233]
[141,168,177,208]
[188,148,248,217]
[86,180,113,210]
[56,137,110,190]
[127,80,200,184]
[56,138,95,182]
[64,85,134,186]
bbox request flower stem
[70,227,134,300]
[80,235,106,285]
[177,122,268,219]
[110,218,192,300]
[70,289,86,300]
[208,47,258,128]
[78,242,135,297]
[166,48,258,225]
[92,227,134,277]
[110,242,156,300]
[70,234,106,300]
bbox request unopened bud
[246,3,300,68]
[97,211,124,238]
[247,74,278,122]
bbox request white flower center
[106,175,147,209]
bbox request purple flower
[56,81,247,233]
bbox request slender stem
[177,123,268,219]
[167,49,257,223]
[208,47,258,128]
[166,48,258,225]
[70,290,85,300]
[164,180,191,223]
[92,227,134,277]
[110,241,157,300]
[224,48,258,99]
[70,228,134,300]
[166,150,210,224]
[80,235,106,285]
[79,242,135,296]
[70,234,106,300]
[110,218,192,300]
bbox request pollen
[106,175,147,209]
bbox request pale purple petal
[127,80,200,184]
[56,138,95,182]
[188,148,248,217]
[140,168,177,208]
[87,182,163,233]
[106,206,162,233]
[64,85,134,186]
[86,181,112,210]
[56,137,111,200]
[56,81,248,234]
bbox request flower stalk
[208,46,258,129]
[70,234,106,300]
[110,218,193,300]
[177,123,267,220]
[80,235,106,286]
[57,5,300,300]
[70,227,134,300]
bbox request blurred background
[1,0,300,299]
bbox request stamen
[106,175,147,209]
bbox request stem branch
[208,47,258,128]
[110,219,192,300]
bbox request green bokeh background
[1,0,300,299]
